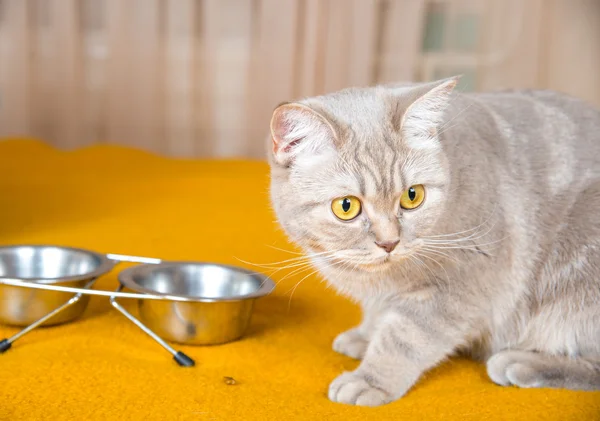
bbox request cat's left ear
[397,76,460,148]
[269,102,339,167]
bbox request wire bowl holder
[0,245,274,367]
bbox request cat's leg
[486,182,600,391]
[328,309,464,406]
[487,350,600,390]
[332,298,384,360]
[332,328,368,360]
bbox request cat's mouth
[325,254,390,270]
[358,256,391,268]
[315,247,416,272]
[349,252,412,270]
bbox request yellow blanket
[0,138,598,421]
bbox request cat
[266,76,600,406]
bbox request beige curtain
[0,0,598,158]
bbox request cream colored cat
[267,77,600,406]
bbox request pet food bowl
[0,245,116,326]
[116,262,274,346]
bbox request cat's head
[267,77,459,280]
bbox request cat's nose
[375,239,400,253]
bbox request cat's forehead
[294,142,445,203]
[296,147,413,199]
[289,83,449,197]
[304,86,399,138]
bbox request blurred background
[0,0,598,159]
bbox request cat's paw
[332,329,368,360]
[486,350,545,388]
[328,371,394,407]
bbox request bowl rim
[0,244,117,284]
[118,261,275,302]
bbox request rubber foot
[173,351,195,367]
[0,339,12,353]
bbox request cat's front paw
[328,371,394,407]
[332,329,368,360]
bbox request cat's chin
[351,255,399,272]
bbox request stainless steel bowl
[118,262,274,345]
[0,245,116,326]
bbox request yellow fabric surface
[0,138,598,421]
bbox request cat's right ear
[270,103,338,167]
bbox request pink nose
[375,240,400,253]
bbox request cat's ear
[397,76,459,148]
[269,102,338,167]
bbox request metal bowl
[118,262,274,345]
[0,245,116,326]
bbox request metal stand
[109,284,195,367]
[0,279,97,353]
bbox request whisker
[423,236,507,253]
[264,244,304,255]
[415,252,451,285]
[273,263,316,287]
[421,215,500,256]
[284,257,351,310]
[239,261,314,284]
[242,252,340,283]
[233,250,336,269]
[407,255,430,282]
[276,253,342,276]
[264,258,319,270]
[423,227,494,243]
[422,203,498,239]
[437,101,476,135]
[419,247,460,264]
[409,254,441,288]
[286,274,316,311]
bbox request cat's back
[466,88,600,154]
[448,88,600,180]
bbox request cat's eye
[331,196,361,221]
[400,185,425,210]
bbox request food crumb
[223,376,237,385]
